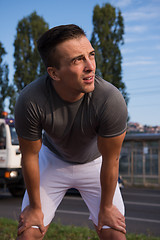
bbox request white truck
[0,116,25,197]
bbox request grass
[0,218,160,240]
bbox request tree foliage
[91,3,129,104]
[13,11,49,92]
[0,42,10,114]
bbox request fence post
[158,140,160,186]
[131,142,134,185]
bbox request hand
[98,204,126,234]
[18,205,45,236]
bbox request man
[15,24,128,240]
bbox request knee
[110,231,126,240]
[16,227,45,240]
[98,228,126,240]
[16,230,31,240]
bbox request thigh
[21,145,72,227]
[77,157,124,228]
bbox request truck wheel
[8,180,25,197]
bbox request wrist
[30,202,42,210]
[100,193,113,209]
[100,202,113,211]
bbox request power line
[128,86,160,92]
[128,90,160,96]
[123,75,160,82]
[129,103,160,108]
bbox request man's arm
[18,137,45,235]
[97,132,126,233]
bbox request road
[0,187,160,237]
[122,188,160,236]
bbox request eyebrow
[71,54,84,62]
[71,50,95,63]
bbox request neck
[51,81,84,103]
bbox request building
[127,122,160,134]
[120,133,160,187]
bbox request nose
[84,59,95,72]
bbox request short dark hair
[37,24,86,68]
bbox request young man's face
[49,36,96,102]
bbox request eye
[90,51,95,58]
[73,57,83,64]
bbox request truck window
[9,126,19,145]
[0,123,6,149]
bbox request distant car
[118,176,124,188]
[67,175,124,195]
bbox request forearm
[98,133,125,209]
[100,157,119,209]
[17,139,45,234]
[22,154,41,209]
[97,133,126,232]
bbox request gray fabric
[15,74,127,164]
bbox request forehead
[55,36,94,59]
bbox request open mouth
[83,76,94,83]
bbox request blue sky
[0,0,160,126]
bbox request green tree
[0,42,10,114]
[8,84,17,117]
[13,11,49,92]
[91,3,129,104]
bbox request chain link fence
[119,134,160,187]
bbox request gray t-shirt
[15,74,127,164]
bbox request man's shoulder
[92,75,126,112]
[18,73,48,100]
[94,75,119,99]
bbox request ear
[47,67,60,81]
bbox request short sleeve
[97,87,128,138]
[14,93,42,141]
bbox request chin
[84,85,95,93]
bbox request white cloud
[146,35,160,41]
[138,3,160,16]
[124,11,156,21]
[125,35,160,43]
[111,0,132,8]
[125,25,147,33]
[123,60,156,67]
[156,45,160,50]
[123,56,157,67]
[122,1,160,22]
[121,48,134,54]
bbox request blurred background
[0,0,160,126]
[0,0,160,237]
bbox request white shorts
[22,144,125,228]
